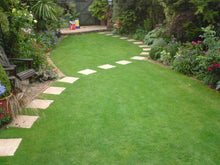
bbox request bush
[88,0,108,21]
[145,27,164,45]
[149,38,167,60]
[133,28,146,41]
[0,104,12,129]
[196,26,220,89]
[0,64,11,99]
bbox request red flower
[5,126,8,129]
[209,85,212,88]
[213,62,218,67]
[207,66,213,72]
[156,27,159,30]
[192,41,197,45]
[203,51,206,54]
[33,31,36,33]
[197,41,202,44]
[1,110,6,115]
[0,115,3,118]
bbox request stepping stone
[127,39,136,42]
[139,45,150,48]
[106,33,113,36]
[0,138,22,156]
[143,48,151,51]
[57,77,79,83]
[8,115,39,128]
[98,32,107,34]
[98,64,116,69]
[133,42,144,44]
[112,35,120,37]
[120,37,128,39]
[26,99,54,109]
[78,69,97,75]
[131,56,146,61]
[116,60,132,65]
[140,52,149,55]
[43,87,66,95]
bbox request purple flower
[193,51,196,53]
[190,58,193,61]
[180,58,182,60]
[168,43,170,46]
[172,40,174,43]
[188,52,191,54]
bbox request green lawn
[0,33,220,164]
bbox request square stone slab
[8,115,39,128]
[43,87,66,95]
[143,48,151,51]
[131,56,146,60]
[98,32,107,34]
[116,60,132,65]
[0,138,22,156]
[98,64,116,69]
[133,42,144,44]
[140,52,149,55]
[112,35,120,37]
[106,33,113,36]
[127,39,136,42]
[78,69,97,75]
[57,77,79,83]
[26,99,54,109]
[120,37,128,39]
[139,45,150,48]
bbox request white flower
[34,20,38,23]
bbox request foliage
[0,64,11,99]
[167,11,196,42]
[36,30,61,51]
[145,27,164,45]
[117,10,137,34]
[0,103,12,128]
[34,64,58,82]
[88,0,108,21]
[133,28,146,41]
[196,26,220,89]
[149,38,167,60]
[31,0,59,30]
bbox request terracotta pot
[0,93,13,117]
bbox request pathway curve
[0,32,151,156]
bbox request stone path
[1,32,151,157]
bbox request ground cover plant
[0,33,219,164]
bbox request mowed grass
[0,33,220,164]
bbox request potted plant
[88,0,108,25]
[0,64,12,128]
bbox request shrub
[196,26,220,89]
[0,103,12,129]
[133,28,146,41]
[34,64,58,82]
[149,38,167,60]
[36,30,61,51]
[88,0,108,21]
[0,64,11,99]
[161,37,180,64]
[145,27,164,45]
[118,10,137,34]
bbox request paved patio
[59,26,107,35]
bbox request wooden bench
[0,45,36,87]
